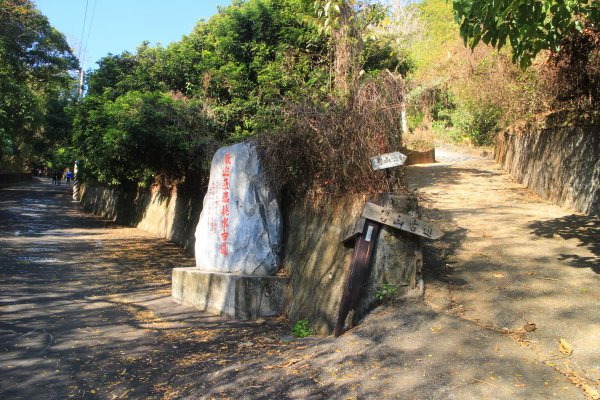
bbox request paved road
[0,179,303,399]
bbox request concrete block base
[172,267,288,319]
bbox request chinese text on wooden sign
[362,202,443,239]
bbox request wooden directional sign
[341,217,365,245]
[370,151,407,171]
[362,202,444,239]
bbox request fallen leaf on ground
[583,385,600,400]
[559,338,573,355]
[282,358,303,367]
[523,322,537,332]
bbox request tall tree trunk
[333,1,354,96]
[401,99,408,135]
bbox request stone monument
[194,142,281,275]
[172,142,287,319]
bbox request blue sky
[35,0,229,70]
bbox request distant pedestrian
[52,172,57,185]
[66,170,73,185]
[56,170,62,186]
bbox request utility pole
[78,68,84,99]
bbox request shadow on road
[528,214,599,274]
[408,164,501,190]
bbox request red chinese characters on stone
[219,153,232,256]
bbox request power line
[83,0,98,69]
[77,0,90,62]
[78,0,98,99]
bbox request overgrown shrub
[469,105,502,146]
[259,71,408,200]
[543,27,600,110]
[433,101,501,146]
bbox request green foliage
[407,110,425,132]
[405,0,553,147]
[45,146,76,171]
[375,283,400,302]
[427,90,501,146]
[0,0,78,170]
[73,0,404,186]
[73,91,219,185]
[74,0,324,184]
[408,0,459,77]
[361,34,415,76]
[468,106,502,146]
[292,319,313,338]
[313,0,388,35]
[453,0,600,68]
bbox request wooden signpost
[341,217,366,246]
[335,204,443,336]
[336,152,443,336]
[335,219,381,337]
[362,202,443,240]
[370,151,407,171]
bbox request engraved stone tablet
[194,142,281,275]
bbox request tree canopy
[73,0,404,186]
[453,0,599,67]
[0,0,79,170]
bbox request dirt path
[1,156,598,399]
[409,144,599,398]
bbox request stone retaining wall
[79,182,421,334]
[405,148,435,165]
[78,183,203,253]
[284,194,420,335]
[495,111,599,215]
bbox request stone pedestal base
[172,268,288,319]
